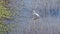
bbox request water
[8,0,60,34]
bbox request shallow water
[8,0,60,34]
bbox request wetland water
[8,0,60,34]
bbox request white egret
[33,10,40,20]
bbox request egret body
[33,10,40,20]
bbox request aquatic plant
[0,21,9,34]
[0,21,16,34]
[0,0,14,19]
